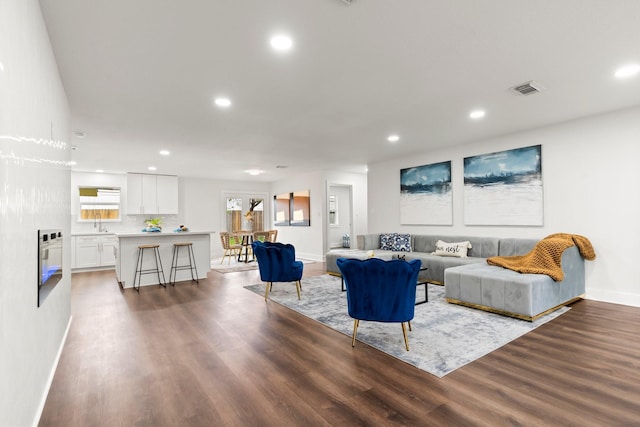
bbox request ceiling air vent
[511,81,544,96]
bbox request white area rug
[211,257,314,274]
[245,274,569,377]
[211,258,259,273]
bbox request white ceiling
[39,0,640,182]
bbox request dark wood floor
[39,263,640,426]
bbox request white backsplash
[71,214,180,233]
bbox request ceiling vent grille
[511,81,544,96]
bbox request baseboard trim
[296,252,324,262]
[586,288,640,308]
[32,315,73,427]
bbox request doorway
[326,184,353,250]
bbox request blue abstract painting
[464,145,543,225]
[400,161,452,225]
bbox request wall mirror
[329,195,338,226]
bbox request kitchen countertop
[71,231,216,237]
[71,232,116,236]
[115,230,215,238]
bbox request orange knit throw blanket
[486,233,596,281]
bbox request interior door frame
[324,182,353,254]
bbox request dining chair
[253,230,270,243]
[219,232,242,264]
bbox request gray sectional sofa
[325,233,586,321]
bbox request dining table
[233,231,254,263]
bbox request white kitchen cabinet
[126,173,144,214]
[73,235,118,269]
[156,174,179,214]
[126,173,178,215]
[100,237,118,265]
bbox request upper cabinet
[126,173,179,215]
[156,174,179,214]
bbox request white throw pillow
[433,240,472,258]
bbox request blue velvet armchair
[252,241,303,300]
[337,257,421,351]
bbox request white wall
[368,106,640,307]
[180,177,271,257]
[0,1,72,425]
[270,169,367,260]
[270,171,325,260]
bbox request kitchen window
[78,187,121,222]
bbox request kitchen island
[115,231,213,289]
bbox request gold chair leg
[352,319,359,347]
[295,280,301,300]
[264,282,271,301]
[220,249,227,264]
[402,322,410,351]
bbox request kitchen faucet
[94,213,107,232]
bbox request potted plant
[144,217,162,232]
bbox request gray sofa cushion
[325,249,396,275]
[405,253,485,285]
[412,235,500,258]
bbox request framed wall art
[400,160,452,225]
[290,190,311,226]
[463,145,543,226]
[273,193,291,226]
[273,190,311,226]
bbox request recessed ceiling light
[614,64,640,79]
[96,169,104,173]
[148,166,157,171]
[270,35,293,51]
[73,131,86,138]
[276,165,288,169]
[214,97,232,108]
[244,169,264,176]
[159,150,170,156]
[387,135,400,143]
[469,110,486,119]
[70,145,78,151]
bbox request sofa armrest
[558,245,586,297]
